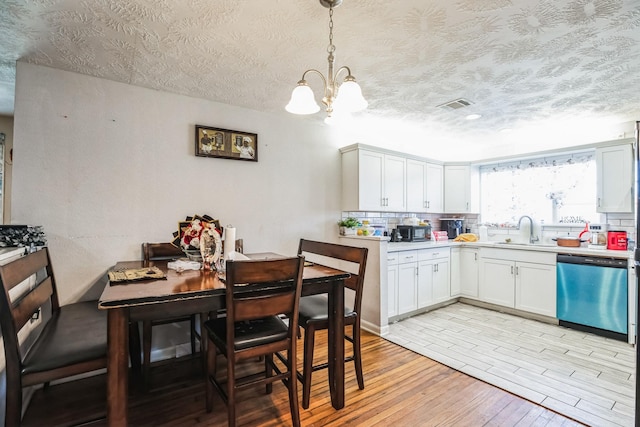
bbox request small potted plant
[338,217,360,236]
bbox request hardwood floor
[21,329,584,426]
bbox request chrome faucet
[517,215,539,244]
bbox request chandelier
[285,0,367,121]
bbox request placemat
[108,266,166,283]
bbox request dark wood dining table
[98,252,350,426]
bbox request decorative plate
[199,227,222,265]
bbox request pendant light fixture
[285,0,367,120]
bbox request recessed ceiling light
[465,114,481,120]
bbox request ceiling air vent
[438,98,474,110]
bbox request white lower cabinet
[515,262,556,317]
[450,247,460,297]
[479,258,514,307]
[388,251,418,317]
[418,248,450,307]
[387,254,399,318]
[460,248,479,298]
[479,248,556,317]
[388,248,451,318]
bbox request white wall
[12,62,345,304]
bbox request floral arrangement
[0,225,47,248]
[172,215,222,252]
[180,219,212,251]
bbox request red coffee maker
[607,230,627,250]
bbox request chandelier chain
[327,6,335,54]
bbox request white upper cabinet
[407,160,444,213]
[342,148,406,211]
[426,163,444,213]
[596,144,633,213]
[444,165,479,213]
[406,159,427,212]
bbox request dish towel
[453,233,479,242]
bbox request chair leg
[227,356,237,427]
[205,337,216,413]
[265,353,273,394]
[189,314,197,356]
[5,371,22,427]
[353,324,365,390]
[199,312,208,373]
[128,321,142,376]
[287,348,301,427]
[301,325,315,410]
[142,320,152,390]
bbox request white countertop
[388,240,633,259]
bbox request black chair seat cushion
[22,301,107,375]
[205,316,288,351]
[298,295,356,325]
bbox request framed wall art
[195,125,258,162]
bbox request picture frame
[195,125,258,162]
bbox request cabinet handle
[515,266,519,275]
[511,265,514,275]
[597,197,601,208]
[466,202,469,210]
[427,201,430,208]
[474,253,478,261]
[435,264,439,272]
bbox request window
[480,151,598,225]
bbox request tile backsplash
[340,211,635,247]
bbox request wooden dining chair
[204,256,305,427]
[0,247,107,426]
[296,239,368,409]
[139,242,202,388]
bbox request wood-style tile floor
[385,302,635,427]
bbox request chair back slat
[143,243,183,266]
[12,277,54,331]
[234,292,295,322]
[0,249,48,291]
[298,239,365,265]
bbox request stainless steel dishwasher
[556,253,628,341]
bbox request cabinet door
[425,163,444,212]
[444,165,470,213]
[384,154,406,211]
[596,144,633,213]
[450,248,461,297]
[432,260,450,304]
[460,248,479,298]
[479,258,514,307]
[417,260,433,308]
[359,150,385,210]
[387,263,399,318]
[397,262,418,315]
[515,261,556,317]
[406,159,427,212]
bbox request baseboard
[361,319,386,336]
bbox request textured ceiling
[1,0,639,160]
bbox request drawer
[397,250,418,264]
[418,247,450,261]
[387,253,399,265]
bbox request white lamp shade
[285,84,321,115]
[333,80,368,113]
